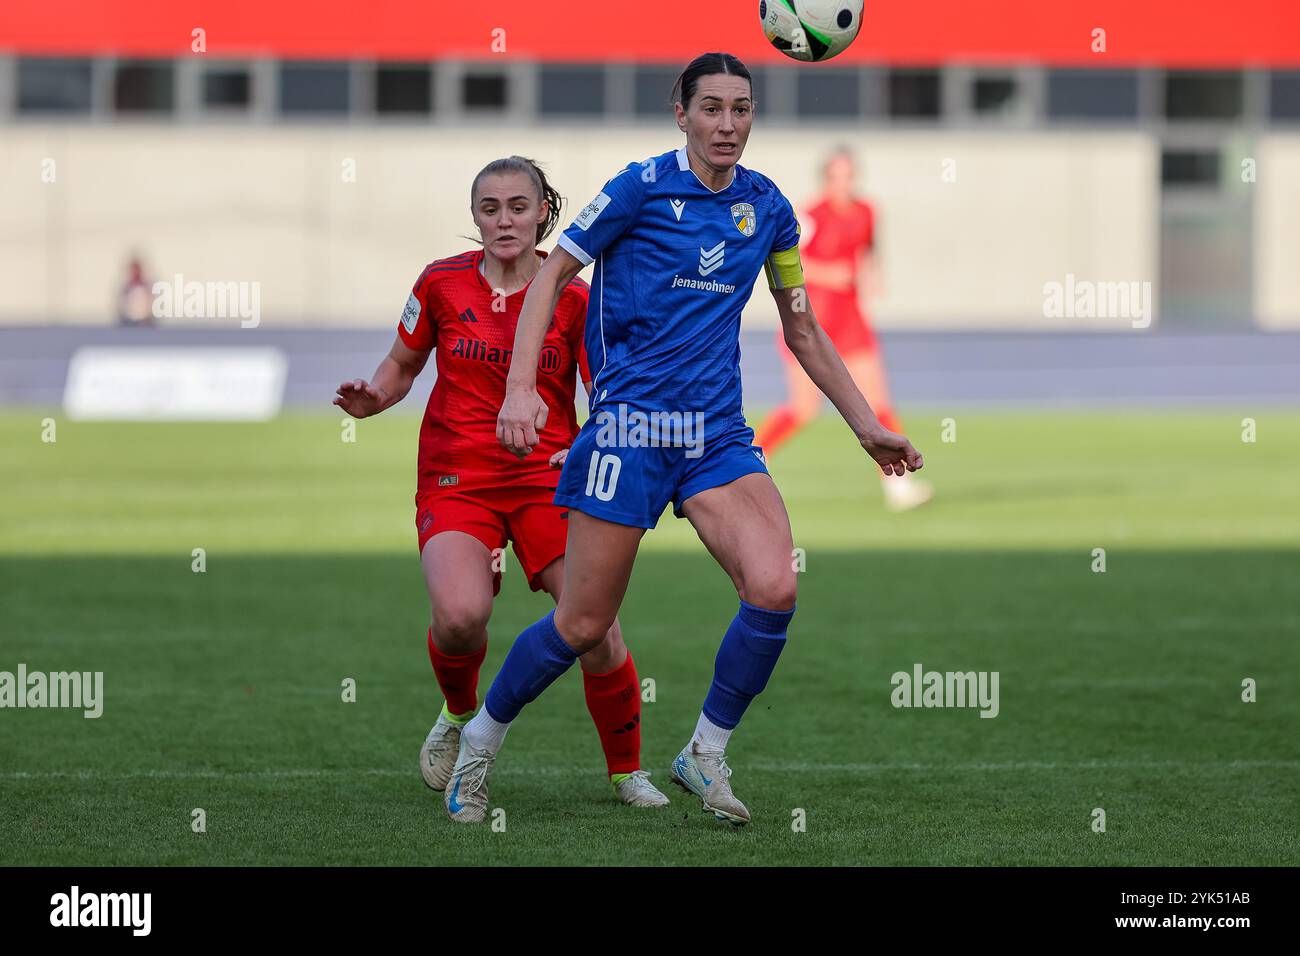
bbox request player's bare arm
[498,246,586,458]
[334,335,431,418]
[771,284,923,476]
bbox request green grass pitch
[1,408,1298,865]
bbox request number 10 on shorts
[584,451,622,501]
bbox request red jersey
[398,249,591,493]
[801,196,875,299]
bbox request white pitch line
[1,759,1297,783]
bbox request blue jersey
[556,147,801,422]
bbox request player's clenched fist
[497,387,549,459]
[859,424,924,477]
[334,378,387,418]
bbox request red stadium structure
[3,0,1299,66]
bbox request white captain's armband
[764,245,805,290]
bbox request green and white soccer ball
[760,0,864,62]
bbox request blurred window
[114,61,175,113]
[540,64,605,116]
[889,69,941,118]
[972,75,1018,116]
[463,71,508,110]
[1164,71,1242,121]
[1270,71,1300,120]
[634,66,680,117]
[280,62,351,114]
[202,66,253,110]
[17,58,94,114]
[797,68,859,117]
[1161,148,1221,189]
[376,64,432,114]
[1047,69,1139,119]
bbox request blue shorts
[553,412,770,529]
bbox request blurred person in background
[116,255,156,327]
[754,147,933,512]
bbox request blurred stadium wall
[1,127,1159,329]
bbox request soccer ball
[759,0,864,62]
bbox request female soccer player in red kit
[334,157,667,808]
[755,147,933,511]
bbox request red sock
[427,628,486,717]
[582,652,642,777]
[754,407,803,457]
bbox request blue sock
[702,600,795,730]
[484,610,579,723]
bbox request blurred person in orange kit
[754,147,932,511]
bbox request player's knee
[738,568,798,613]
[431,599,491,652]
[581,621,625,672]
[554,606,615,654]
[602,620,626,658]
[579,638,616,673]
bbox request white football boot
[612,770,670,807]
[670,742,750,826]
[419,710,465,791]
[883,474,934,513]
[444,734,497,824]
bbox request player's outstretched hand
[497,387,548,459]
[549,448,569,468]
[860,424,924,477]
[334,379,385,418]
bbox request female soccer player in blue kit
[445,52,924,826]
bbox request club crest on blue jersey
[730,202,756,237]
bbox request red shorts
[415,484,569,593]
[781,290,878,360]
